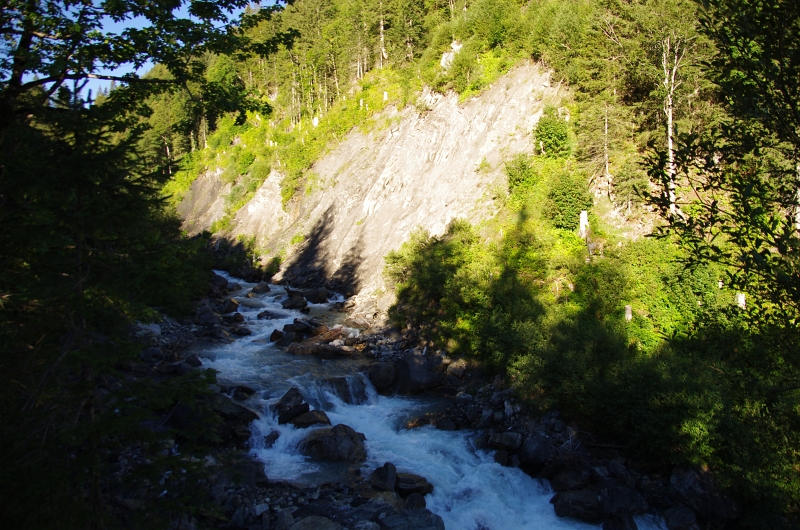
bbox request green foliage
[544,170,592,230]
[534,106,571,158]
[237,150,256,174]
[504,153,537,192]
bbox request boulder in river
[395,472,434,496]
[221,298,239,314]
[553,489,602,522]
[289,410,331,428]
[258,309,286,320]
[518,433,554,475]
[251,281,271,294]
[305,287,329,304]
[392,349,446,394]
[282,288,308,310]
[369,462,397,492]
[363,362,395,393]
[323,376,368,404]
[273,388,311,424]
[299,424,367,463]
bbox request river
[194,272,666,530]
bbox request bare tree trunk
[604,102,612,198]
[662,35,684,217]
[379,3,388,69]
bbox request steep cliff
[179,62,562,321]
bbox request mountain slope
[180,62,560,320]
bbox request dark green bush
[534,106,571,157]
[544,171,592,229]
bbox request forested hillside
[149,0,800,526]
[2,0,800,528]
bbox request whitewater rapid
[194,271,666,530]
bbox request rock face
[393,349,446,394]
[299,424,367,463]
[179,64,558,316]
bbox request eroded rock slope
[180,62,561,322]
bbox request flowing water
[194,272,666,530]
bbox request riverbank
[122,270,736,530]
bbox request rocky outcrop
[179,64,559,323]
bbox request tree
[0,2,289,527]
[649,0,800,321]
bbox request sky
[85,2,251,100]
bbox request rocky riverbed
[119,270,737,530]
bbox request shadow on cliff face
[279,205,366,296]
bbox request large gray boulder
[299,424,367,463]
[273,387,310,424]
[518,433,554,475]
[553,489,602,522]
[289,410,331,428]
[363,362,395,393]
[393,349,446,394]
[395,472,434,496]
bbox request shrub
[505,153,537,191]
[544,171,592,230]
[237,150,255,174]
[534,106,570,157]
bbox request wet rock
[282,292,308,310]
[494,450,509,466]
[289,515,342,530]
[519,433,554,475]
[603,513,639,530]
[273,388,310,424]
[663,505,699,530]
[270,329,284,341]
[392,349,445,394]
[231,326,251,336]
[227,282,242,292]
[140,347,163,363]
[381,509,445,530]
[222,298,239,314]
[305,287,330,304]
[264,430,280,448]
[669,467,739,527]
[599,480,648,516]
[553,489,602,522]
[231,385,256,401]
[369,462,397,492]
[183,353,203,368]
[299,424,367,463]
[210,272,228,289]
[395,473,433,496]
[363,362,395,393]
[259,310,285,320]
[223,312,245,324]
[251,281,271,294]
[404,492,427,510]
[488,431,523,451]
[551,470,590,492]
[323,376,368,404]
[289,410,331,428]
[276,331,296,347]
[436,418,457,431]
